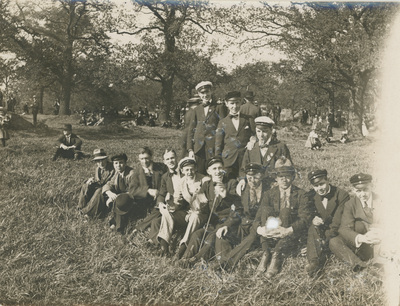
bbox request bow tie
[260,143,268,149]
[169,170,178,176]
[229,113,239,119]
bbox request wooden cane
[199,193,219,250]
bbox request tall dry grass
[0,116,383,305]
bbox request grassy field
[0,114,383,305]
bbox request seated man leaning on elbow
[329,173,380,272]
[255,157,313,278]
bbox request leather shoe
[256,251,270,276]
[306,261,322,277]
[265,253,282,278]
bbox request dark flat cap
[244,163,263,174]
[308,169,328,183]
[111,153,128,162]
[274,157,295,175]
[350,173,372,186]
[225,91,241,101]
[207,156,223,168]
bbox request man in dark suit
[78,148,115,213]
[178,157,240,266]
[180,95,201,160]
[305,169,349,276]
[187,81,226,175]
[52,124,83,161]
[237,116,291,193]
[211,163,268,269]
[329,173,380,272]
[240,91,261,126]
[215,91,255,180]
[255,157,313,278]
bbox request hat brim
[92,156,107,161]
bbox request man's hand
[106,191,117,202]
[245,136,257,151]
[60,144,68,150]
[312,216,324,226]
[86,177,95,185]
[265,226,293,239]
[214,183,227,198]
[148,188,159,199]
[361,229,381,245]
[236,179,246,196]
[216,226,228,239]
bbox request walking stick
[199,193,219,250]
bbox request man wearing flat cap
[52,124,83,161]
[238,116,291,193]
[215,91,255,180]
[78,149,115,214]
[187,81,227,175]
[240,91,261,126]
[330,173,380,272]
[305,169,349,276]
[178,157,240,266]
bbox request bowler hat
[274,157,295,175]
[308,169,328,184]
[244,91,255,99]
[64,124,72,131]
[92,148,108,161]
[111,153,128,162]
[350,173,372,186]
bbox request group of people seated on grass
[74,80,379,278]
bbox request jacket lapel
[264,146,278,165]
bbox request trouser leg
[329,236,367,268]
[225,231,258,268]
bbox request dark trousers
[224,158,240,181]
[78,182,100,210]
[53,148,82,160]
[329,236,374,268]
[136,209,161,232]
[224,231,258,268]
[307,225,330,265]
[194,146,207,176]
[81,188,108,218]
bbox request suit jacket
[253,185,313,234]
[240,102,261,121]
[128,162,166,201]
[57,133,82,150]
[308,185,349,240]
[157,171,177,204]
[215,114,255,168]
[102,166,135,194]
[239,140,292,179]
[338,194,376,247]
[186,101,225,159]
[199,178,241,228]
[94,161,115,186]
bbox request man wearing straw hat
[77,148,114,213]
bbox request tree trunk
[159,77,174,121]
[347,88,363,137]
[39,86,44,114]
[59,43,73,116]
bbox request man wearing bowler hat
[215,91,255,180]
[305,169,349,276]
[187,81,226,175]
[78,149,115,213]
[329,173,380,272]
[52,124,83,161]
[238,116,291,193]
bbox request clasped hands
[60,144,75,150]
[257,225,293,239]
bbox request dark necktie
[363,202,373,220]
[249,188,257,206]
[118,173,126,192]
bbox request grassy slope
[0,115,382,305]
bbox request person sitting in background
[305,169,349,276]
[329,173,380,272]
[305,129,322,150]
[78,149,115,214]
[0,107,11,147]
[52,124,83,161]
[255,157,313,278]
[340,130,349,144]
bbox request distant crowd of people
[49,80,381,279]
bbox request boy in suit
[215,91,255,180]
[187,81,226,175]
[52,124,83,161]
[329,173,380,272]
[255,157,313,278]
[305,169,349,276]
[237,116,291,194]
